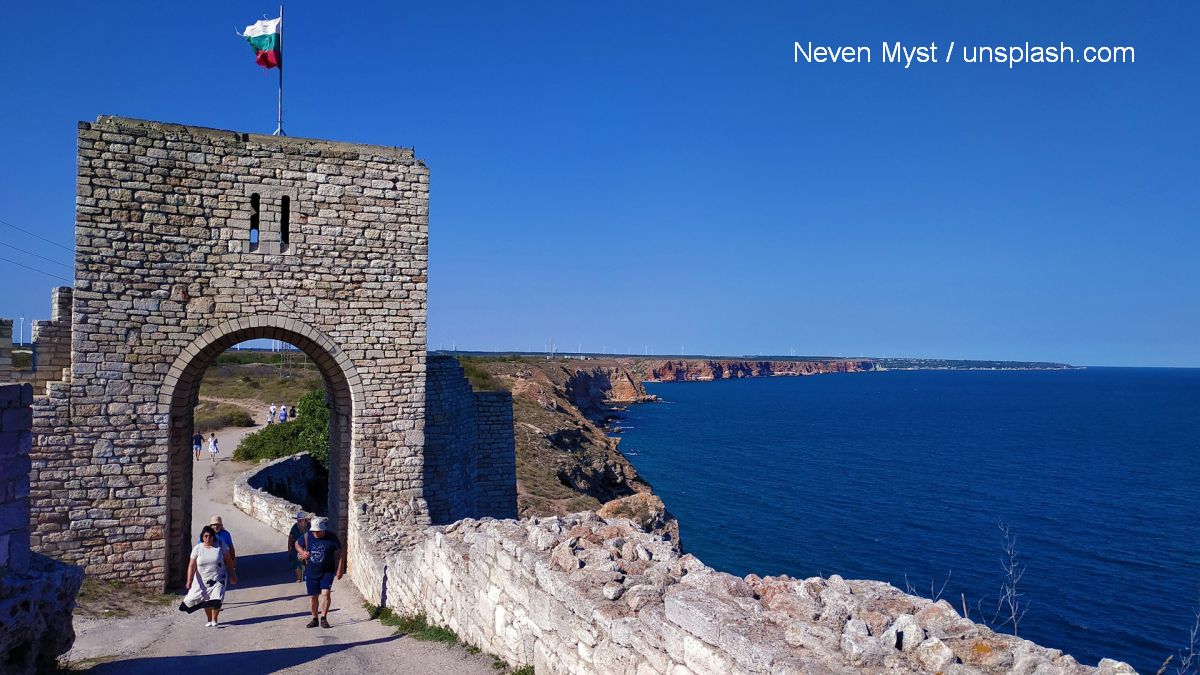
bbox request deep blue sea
[616,368,1200,672]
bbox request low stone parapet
[232,453,319,535]
[351,511,1134,675]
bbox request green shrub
[458,357,509,392]
[233,389,329,469]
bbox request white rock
[916,637,957,671]
[881,613,925,652]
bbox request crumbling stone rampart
[0,290,73,394]
[423,355,517,523]
[349,513,1134,675]
[0,383,83,674]
[0,320,12,383]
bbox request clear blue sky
[1,2,1196,366]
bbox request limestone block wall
[473,391,517,519]
[233,453,315,536]
[0,289,74,395]
[0,383,84,675]
[27,288,73,392]
[424,356,479,523]
[351,513,1133,675]
[28,116,430,589]
[1,383,33,574]
[0,320,12,383]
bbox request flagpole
[274,4,285,136]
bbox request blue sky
[0,2,1196,366]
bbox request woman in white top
[180,525,238,626]
[208,433,219,463]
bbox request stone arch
[158,316,362,584]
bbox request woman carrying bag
[180,525,238,626]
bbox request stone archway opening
[160,318,360,589]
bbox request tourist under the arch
[287,511,310,582]
[199,515,237,571]
[180,525,238,626]
[295,517,345,628]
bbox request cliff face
[564,366,657,418]
[457,358,666,532]
[456,356,878,534]
[641,358,876,382]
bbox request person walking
[192,432,203,461]
[287,511,309,582]
[180,525,238,626]
[295,517,345,628]
[208,433,220,463]
[200,515,237,571]
[268,403,277,424]
[279,405,288,423]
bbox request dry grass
[75,578,176,619]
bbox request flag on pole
[243,17,282,69]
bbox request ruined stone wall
[28,116,429,589]
[0,320,11,384]
[473,390,517,519]
[0,383,83,674]
[25,288,73,393]
[0,383,32,574]
[0,289,75,395]
[423,356,479,523]
[233,453,315,536]
[351,513,1133,675]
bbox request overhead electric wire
[0,254,73,283]
[0,217,73,253]
[0,241,73,270]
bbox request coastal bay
[615,367,1200,672]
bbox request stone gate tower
[28,117,431,588]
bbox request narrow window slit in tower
[281,195,290,249]
[249,193,260,251]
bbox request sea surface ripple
[617,368,1200,672]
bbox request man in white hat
[295,516,345,628]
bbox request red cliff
[641,359,876,382]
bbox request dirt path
[64,426,496,674]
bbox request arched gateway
[20,116,472,589]
[159,316,360,581]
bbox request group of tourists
[191,432,219,462]
[267,402,295,425]
[179,511,346,630]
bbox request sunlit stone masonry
[6,116,1135,674]
[24,116,441,589]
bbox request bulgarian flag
[243,17,282,69]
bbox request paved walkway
[65,425,496,674]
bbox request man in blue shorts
[295,517,345,628]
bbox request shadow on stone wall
[1,382,83,674]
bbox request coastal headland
[452,354,1076,524]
